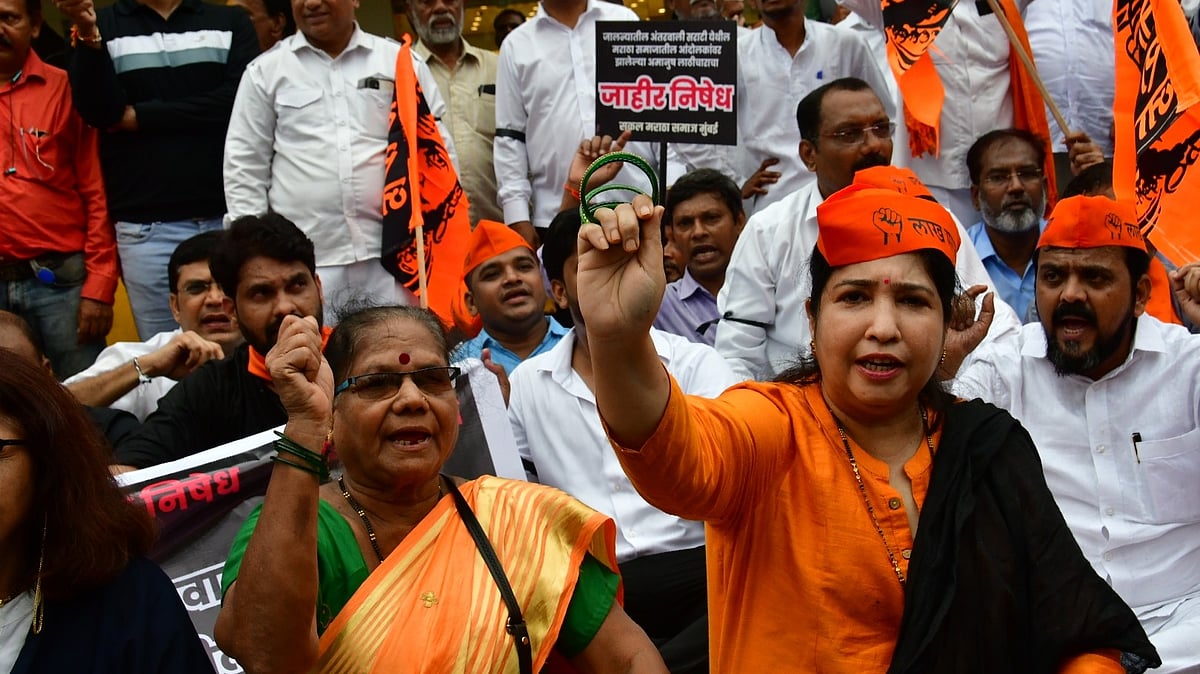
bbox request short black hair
[23,0,41,20]
[167,231,224,295]
[209,213,316,300]
[263,0,296,38]
[1062,161,1114,199]
[493,8,525,30]
[664,168,744,228]
[543,208,584,284]
[0,310,43,359]
[966,128,1047,185]
[796,77,875,143]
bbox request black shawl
[889,399,1161,673]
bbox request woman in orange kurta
[214,305,668,673]
[573,184,1160,673]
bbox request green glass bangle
[271,455,326,480]
[273,431,327,466]
[578,151,660,224]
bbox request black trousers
[618,546,708,674]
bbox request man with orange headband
[452,220,567,375]
[954,196,1200,672]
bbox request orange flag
[1113,0,1200,265]
[881,0,956,157]
[380,37,475,334]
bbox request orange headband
[816,183,960,266]
[1037,195,1147,253]
[852,165,934,199]
[462,220,535,280]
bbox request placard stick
[984,0,1071,138]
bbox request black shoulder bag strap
[446,477,533,674]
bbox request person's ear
[799,139,817,171]
[169,293,182,324]
[463,288,479,317]
[970,183,981,212]
[550,279,569,310]
[805,298,816,345]
[1133,272,1152,317]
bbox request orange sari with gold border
[314,476,617,673]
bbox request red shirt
[0,51,115,303]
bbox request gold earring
[940,349,947,366]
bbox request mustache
[0,35,11,48]
[1052,302,1097,326]
[852,154,890,173]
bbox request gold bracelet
[70,25,103,47]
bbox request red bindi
[398,353,411,365]
[883,278,890,285]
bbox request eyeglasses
[0,439,25,449]
[178,280,221,298]
[820,122,896,146]
[981,168,1044,188]
[334,366,461,400]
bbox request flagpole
[416,223,428,309]
[983,0,1071,139]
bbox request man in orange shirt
[0,0,114,379]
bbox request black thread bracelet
[577,151,661,224]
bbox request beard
[245,304,326,356]
[1043,301,1134,377]
[980,189,1045,234]
[415,12,462,46]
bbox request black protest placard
[596,20,737,146]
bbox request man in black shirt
[54,0,258,340]
[113,213,325,470]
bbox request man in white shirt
[65,232,243,421]
[1024,0,1114,184]
[954,195,1200,673]
[410,0,501,226]
[223,0,454,311]
[675,0,892,215]
[838,0,1030,226]
[508,209,740,673]
[715,78,1017,380]
[494,0,658,244]
[965,129,1050,322]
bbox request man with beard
[508,208,739,674]
[410,0,501,226]
[112,213,326,471]
[453,220,567,375]
[715,77,1011,380]
[953,195,1200,673]
[965,129,1049,321]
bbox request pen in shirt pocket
[1131,432,1142,463]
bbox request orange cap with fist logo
[816,183,960,267]
[1036,195,1147,253]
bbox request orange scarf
[247,325,334,383]
[315,477,617,673]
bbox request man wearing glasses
[965,129,1050,322]
[65,232,243,422]
[715,78,1015,380]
